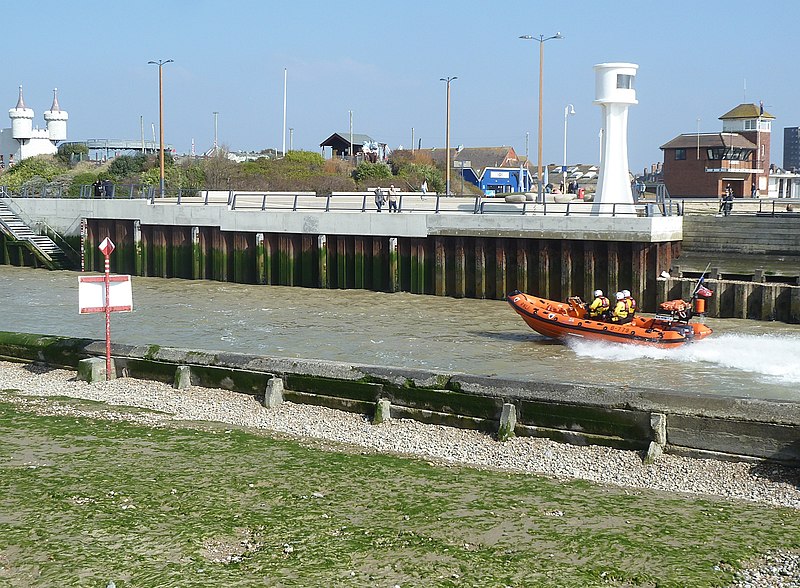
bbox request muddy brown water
[1,266,799,401]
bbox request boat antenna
[691,262,712,298]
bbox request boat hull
[507,291,712,347]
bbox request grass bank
[0,395,798,587]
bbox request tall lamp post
[562,104,575,191]
[148,59,173,198]
[440,76,457,195]
[519,33,562,202]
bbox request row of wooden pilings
[5,218,797,322]
[83,219,679,312]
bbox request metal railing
[3,184,688,217]
[476,199,682,217]
[757,198,800,216]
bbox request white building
[0,86,68,169]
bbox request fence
[3,185,686,217]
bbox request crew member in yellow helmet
[622,289,637,318]
[610,291,631,324]
[588,289,610,320]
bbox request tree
[56,143,89,165]
[108,155,148,178]
[202,154,240,189]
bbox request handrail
[4,184,694,217]
[0,211,56,263]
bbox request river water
[1,265,799,402]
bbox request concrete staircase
[0,200,72,269]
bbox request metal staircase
[0,199,72,269]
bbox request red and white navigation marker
[78,237,133,380]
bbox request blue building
[416,146,533,195]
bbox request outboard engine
[669,324,694,339]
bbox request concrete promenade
[4,192,683,242]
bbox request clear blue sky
[5,0,796,173]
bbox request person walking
[374,187,385,212]
[420,179,428,200]
[388,185,399,212]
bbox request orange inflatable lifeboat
[506,291,712,347]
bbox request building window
[617,74,634,89]
[706,147,752,161]
[675,148,686,160]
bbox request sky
[5,0,797,174]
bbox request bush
[68,172,100,198]
[284,150,325,168]
[352,162,392,184]
[0,155,67,192]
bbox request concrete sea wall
[2,196,682,311]
[1,331,797,465]
[5,196,800,322]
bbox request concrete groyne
[1,331,797,465]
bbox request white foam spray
[568,333,800,386]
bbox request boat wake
[568,333,800,386]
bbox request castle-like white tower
[9,85,34,140]
[0,85,68,169]
[592,63,638,216]
[43,88,68,141]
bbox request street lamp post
[519,33,563,203]
[148,59,173,198]
[440,76,457,195]
[563,104,575,191]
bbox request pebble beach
[0,360,797,586]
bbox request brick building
[660,103,774,198]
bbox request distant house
[406,146,532,194]
[660,103,774,198]
[319,132,388,162]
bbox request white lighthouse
[592,63,638,216]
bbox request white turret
[592,63,638,216]
[43,88,68,141]
[9,85,34,140]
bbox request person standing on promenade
[374,187,385,212]
[388,185,399,212]
[722,184,734,216]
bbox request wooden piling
[560,241,572,301]
[474,237,487,299]
[537,241,551,300]
[388,237,399,293]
